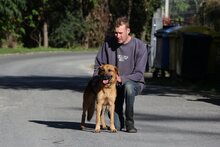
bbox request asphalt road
[0,52,220,147]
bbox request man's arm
[93,43,108,76]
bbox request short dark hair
[114,16,130,28]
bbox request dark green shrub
[49,12,88,48]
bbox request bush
[49,12,88,48]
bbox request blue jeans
[114,81,142,130]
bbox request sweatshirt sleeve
[121,42,148,84]
[93,43,108,76]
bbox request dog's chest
[97,88,116,103]
[101,88,115,97]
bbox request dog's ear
[114,66,119,75]
[98,65,104,75]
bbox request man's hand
[117,75,122,83]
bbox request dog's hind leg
[80,110,86,130]
[80,94,90,130]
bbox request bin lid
[155,26,183,37]
[183,32,212,37]
[177,26,220,37]
[183,32,213,41]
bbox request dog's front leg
[94,103,102,133]
[101,106,107,130]
[109,102,117,133]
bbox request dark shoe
[126,127,137,133]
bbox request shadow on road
[135,112,220,122]
[188,98,220,106]
[0,75,90,92]
[29,120,96,132]
[142,77,220,106]
[0,75,219,106]
[29,113,220,136]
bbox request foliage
[0,0,26,47]
[84,0,112,47]
[109,0,161,41]
[130,0,148,38]
[205,0,220,20]
[109,0,129,18]
[198,0,220,31]
[49,11,88,48]
[143,0,161,41]
[169,0,190,20]
[0,0,163,48]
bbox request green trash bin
[181,32,212,79]
[174,26,220,79]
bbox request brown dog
[80,64,118,133]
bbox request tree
[82,0,112,48]
[22,0,48,47]
[198,0,220,31]
[0,0,26,48]
[0,0,163,48]
[33,0,50,48]
[139,0,161,41]
[169,0,190,23]
[23,0,54,48]
[109,0,161,41]
[49,11,87,48]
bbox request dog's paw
[110,128,117,133]
[80,125,86,130]
[101,125,108,130]
[94,129,101,133]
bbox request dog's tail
[87,97,95,121]
[83,79,97,121]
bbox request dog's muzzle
[102,75,112,85]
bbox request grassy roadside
[0,47,98,55]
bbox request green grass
[0,47,98,55]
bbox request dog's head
[98,64,119,87]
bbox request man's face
[114,24,130,44]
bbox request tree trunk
[85,0,112,48]
[7,33,17,48]
[43,21,48,48]
[128,0,132,21]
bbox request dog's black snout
[103,75,112,80]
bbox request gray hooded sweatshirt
[94,36,148,91]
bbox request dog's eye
[108,69,112,72]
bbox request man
[93,16,148,133]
